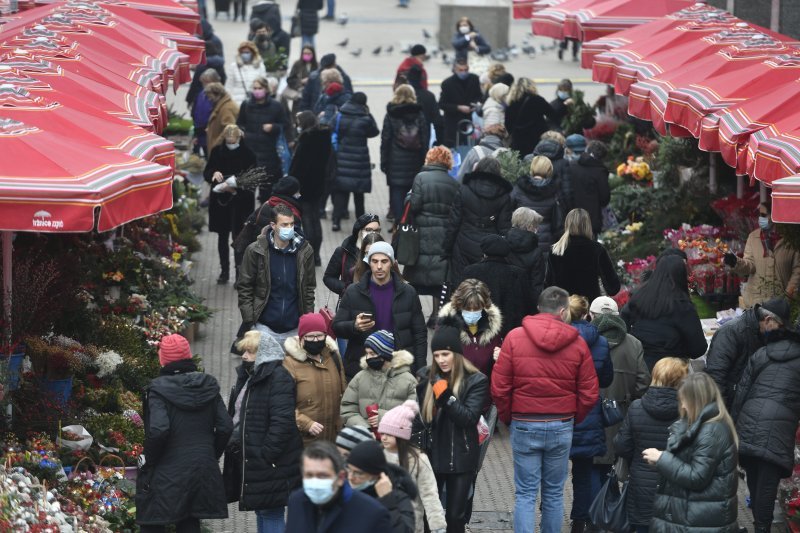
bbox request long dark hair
[353,233,402,282]
[628,254,690,319]
[395,438,419,473]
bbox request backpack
[395,118,422,150]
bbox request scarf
[760,228,780,257]
[159,359,197,376]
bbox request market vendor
[724,202,800,307]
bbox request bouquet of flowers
[617,156,653,183]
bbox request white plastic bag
[58,425,92,451]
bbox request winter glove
[723,252,738,267]
[432,379,453,407]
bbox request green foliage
[495,149,527,185]
[562,90,595,136]
[263,46,289,73]
[777,224,800,253]
[653,135,707,188]
[604,122,637,169]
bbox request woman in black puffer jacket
[236,77,286,187]
[223,331,303,527]
[331,92,380,230]
[443,156,513,284]
[403,146,460,306]
[511,155,564,252]
[297,0,321,47]
[614,357,687,533]
[644,372,739,533]
[733,326,800,533]
[381,85,429,224]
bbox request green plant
[605,122,637,169]
[495,149,527,184]
[263,46,289,73]
[777,224,800,253]
[653,135,707,188]
[562,90,595,135]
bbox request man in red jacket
[394,44,428,90]
[491,286,599,533]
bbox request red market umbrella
[563,0,696,43]
[746,123,800,184]
[514,0,536,19]
[0,84,175,167]
[532,0,607,39]
[0,57,164,132]
[771,176,800,223]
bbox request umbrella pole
[1,231,11,355]
[709,153,718,195]
[736,174,745,199]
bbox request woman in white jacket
[481,82,508,128]
[380,400,447,533]
[227,41,267,106]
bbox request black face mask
[366,357,385,370]
[242,360,255,373]
[304,339,326,356]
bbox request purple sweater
[369,279,395,332]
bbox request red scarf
[760,228,780,257]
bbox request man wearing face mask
[286,441,392,532]
[724,202,800,307]
[237,204,316,347]
[283,313,347,446]
[439,59,482,148]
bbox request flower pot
[1,346,25,391]
[192,321,200,338]
[41,377,73,407]
[124,466,138,481]
[179,323,195,345]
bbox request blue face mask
[557,90,570,100]
[278,226,295,241]
[351,479,376,492]
[303,478,336,505]
[456,71,469,80]
[462,309,482,325]
[758,216,771,231]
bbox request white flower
[52,335,80,349]
[96,350,123,378]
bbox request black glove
[434,387,454,408]
[723,252,738,268]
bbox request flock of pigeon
[330,22,560,65]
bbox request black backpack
[394,118,422,150]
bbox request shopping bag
[393,201,419,266]
[588,470,630,533]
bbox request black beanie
[347,440,386,475]
[273,175,300,196]
[320,53,336,69]
[480,234,510,257]
[431,325,463,354]
[351,92,367,106]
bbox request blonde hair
[511,207,544,232]
[391,84,417,105]
[320,68,343,86]
[650,357,689,388]
[530,155,553,179]
[422,351,479,423]
[677,372,738,447]
[451,278,492,311]
[507,77,537,105]
[541,130,566,147]
[488,82,509,103]
[551,208,593,256]
[568,294,589,322]
[222,124,243,140]
[236,330,261,353]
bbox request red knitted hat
[158,334,192,366]
[324,82,343,96]
[298,313,328,340]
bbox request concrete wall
[780,0,800,38]
[437,0,510,51]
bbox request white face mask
[225,143,239,150]
[459,25,471,34]
[303,477,336,505]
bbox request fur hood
[438,302,503,347]
[236,41,262,66]
[359,349,415,372]
[284,336,339,362]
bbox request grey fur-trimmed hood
[438,302,503,347]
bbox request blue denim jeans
[337,337,348,357]
[255,507,285,533]
[570,458,609,520]
[301,35,315,48]
[325,0,334,17]
[510,419,573,533]
[636,526,650,533]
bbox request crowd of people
[137,7,800,533]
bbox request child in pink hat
[379,400,447,533]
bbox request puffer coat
[614,386,680,527]
[403,163,460,290]
[297,0,321,35]
[437,303,503,378]
[505,227,546,308]
[236,96,286,174]
[705,306,763,408]
[732,334,800,477]
[380,102,429,189]
[650,402,739,533]
[137,371,232,525]
[340,350,419,427]
[332,101,380,194]
[570,320,613,458]
[443,170,513,283]
[569,151,611,236]
[510,175,564,251]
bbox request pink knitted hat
[378,400,419,441]
[158,334,192,366]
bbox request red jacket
[491,313,599,425]
[395,57,428,90]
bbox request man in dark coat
[569,140,611,236]
[286,441,392,532]
[461,234,533,335]
[405,65,443,147]
[438,59,482,148]
[136,334,233,531]
[333,241,427,379]
[331,92,380,229]
[298,53,353,113]
[506,207,546,311]
[705,299,778,408]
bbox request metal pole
[736,174,745,199]
[709,153,718,195]
[760,181,769,204]
[770,0,780,32]
[2,231,11,354]
[726,0,734,13]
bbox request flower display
[94,351,122,379]
[617,156,653,183]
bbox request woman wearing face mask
[227,41,267,106]
[283,313,347,446]
[451,17,491,62]
[352,233,403,284]
[436,278,502,380]
[340,330,418,434]
[549,79,574,130]
[414,326,489,533]
[725,202,800,307]
[324,214,382,297]
[285,46,318,114]
[222,331,303,533]
[204,124,257,284]
[237,77,287,196]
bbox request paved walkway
[179,1,760,531]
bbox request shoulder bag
[601,397,625,427]
[290,8,301,37]
[393,200,420,266]
[318,254,346,340]
[232,202,269,258]
[588,469,630,533]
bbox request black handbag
[393,201,420,266]
[290,9,301,37]
[601,397,624,427]
[588,470,630,533]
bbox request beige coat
[340,350,418,428]
[385,449,447,532]
[733,229,800,307]
[283,336,347,446]
[206,93,239,151]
